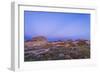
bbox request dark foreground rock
[24,46,90,61]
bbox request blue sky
[24,11,90,41]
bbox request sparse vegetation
[24,36,90,61]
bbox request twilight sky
[24,11,90,41]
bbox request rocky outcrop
[25,36,90,49]
[24,37,90,61]
[24,36,48,50]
